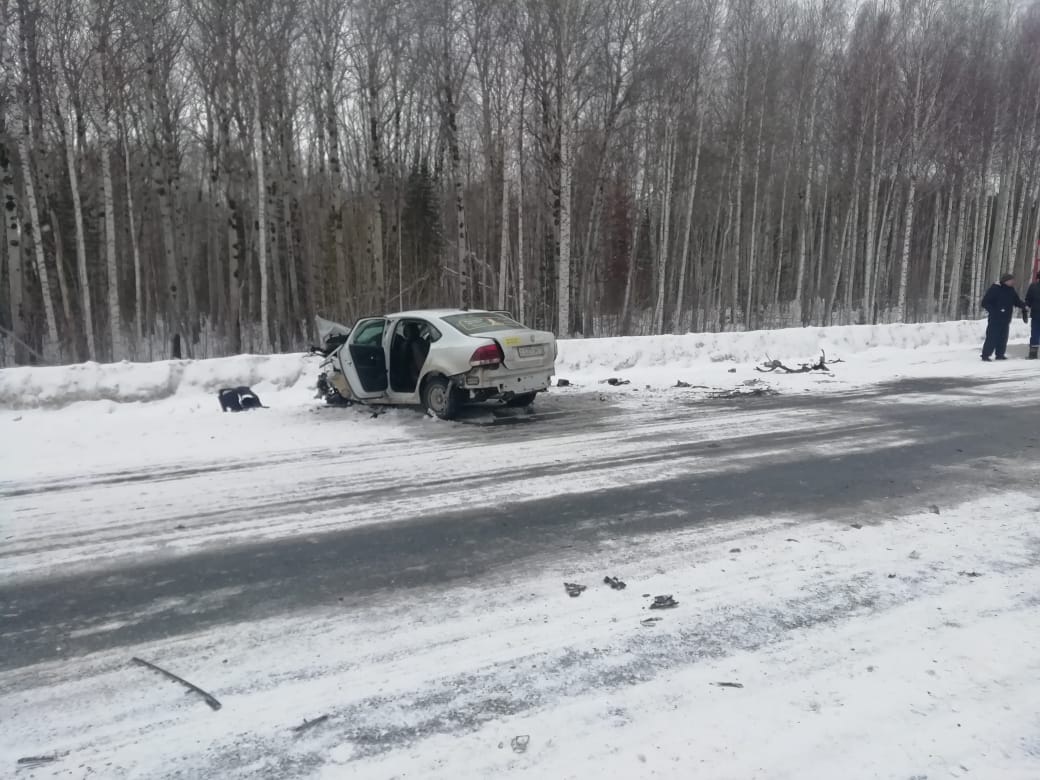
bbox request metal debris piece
[850,523,863,530]
[17,756,59,767]
[510,735,530,753]
[639,617,662,627]
[649,595,678,609]
[564,582,587,597]
[713,682,744,689]
[958,570,982,578]
[131,657,222,711]
[292,715,330,734]
[603,576,627,590]
[729,547,741,553]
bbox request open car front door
[335,317,390,400]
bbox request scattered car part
[131,656,222,711]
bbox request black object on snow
[564,582,587,597]
[603,575,627,590]
[218,385,267,412]
[649,595,678,609]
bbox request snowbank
[0,353,318,409]
[0,319,1025,409]
[556,318,1026,377]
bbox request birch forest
[2,0,1040,364]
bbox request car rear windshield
[442,312,523,335]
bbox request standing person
[980,273,1028,362]
[1026,272,1040,359]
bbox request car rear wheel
[505,392,537,408]
[422,376,459,420]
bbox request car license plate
[518,345,544,357]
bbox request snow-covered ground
[2,319,1040,779]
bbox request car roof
[387,308,502,320]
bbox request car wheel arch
[419,372,461,419]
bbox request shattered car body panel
[315,309,557,419]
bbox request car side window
[419,322,441,342]
[353,319,386,347]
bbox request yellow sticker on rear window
[503,337,522,347]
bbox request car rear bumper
[460,368,554,396]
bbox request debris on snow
[564,582,587,598]
[850,523,864,530]
[756,350,845,374]
[292,715,330,734]
[959,570,983,578]
[510,735,530,753]
[601,377,631,386]
[709,385,779,399]
[603,576,627,590]
[556,379,571,387]
[929,505,941,515]
[639,617,663,627]
[131,657,222,711]
[17,755,61,768]
[649,595,678,609]
[712,682,745,689]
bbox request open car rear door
[335,317,390,400]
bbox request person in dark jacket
[981,272,1028,361]
[1026,272,1040,359]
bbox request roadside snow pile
[0,353,319,409]
[556,318,1024,379]
[0,318,1024,409]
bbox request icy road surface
[3,371,1040,779]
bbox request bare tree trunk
[497,168,509,311]
[16,116,59,355]
[253,73,271,353]
[745,95,766,329]
[517,90,526,323]
[557,96,572,337]
[100,120,122,360]
[621,141,647,333]
[2,140,26,362]
[925,190,940,318]
[969,175,988,314]
[774,146,792,311]
[122,134,143,348]
[366,66,386,311]
[674,107,705,333]
[59,102,96,360]
[653,128,676,334]
[936,185,954,318]
[948,180,968,319]
[794,83,819,318]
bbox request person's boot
[981,355,992,362]
[1030,346,1038,360]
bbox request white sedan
[314,309,557,419]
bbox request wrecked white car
[314,310,557,419]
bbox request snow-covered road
[3,326,1040,778]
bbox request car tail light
[470,343,503,367]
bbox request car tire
[505,392,537,408]
[422,376,459,420]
